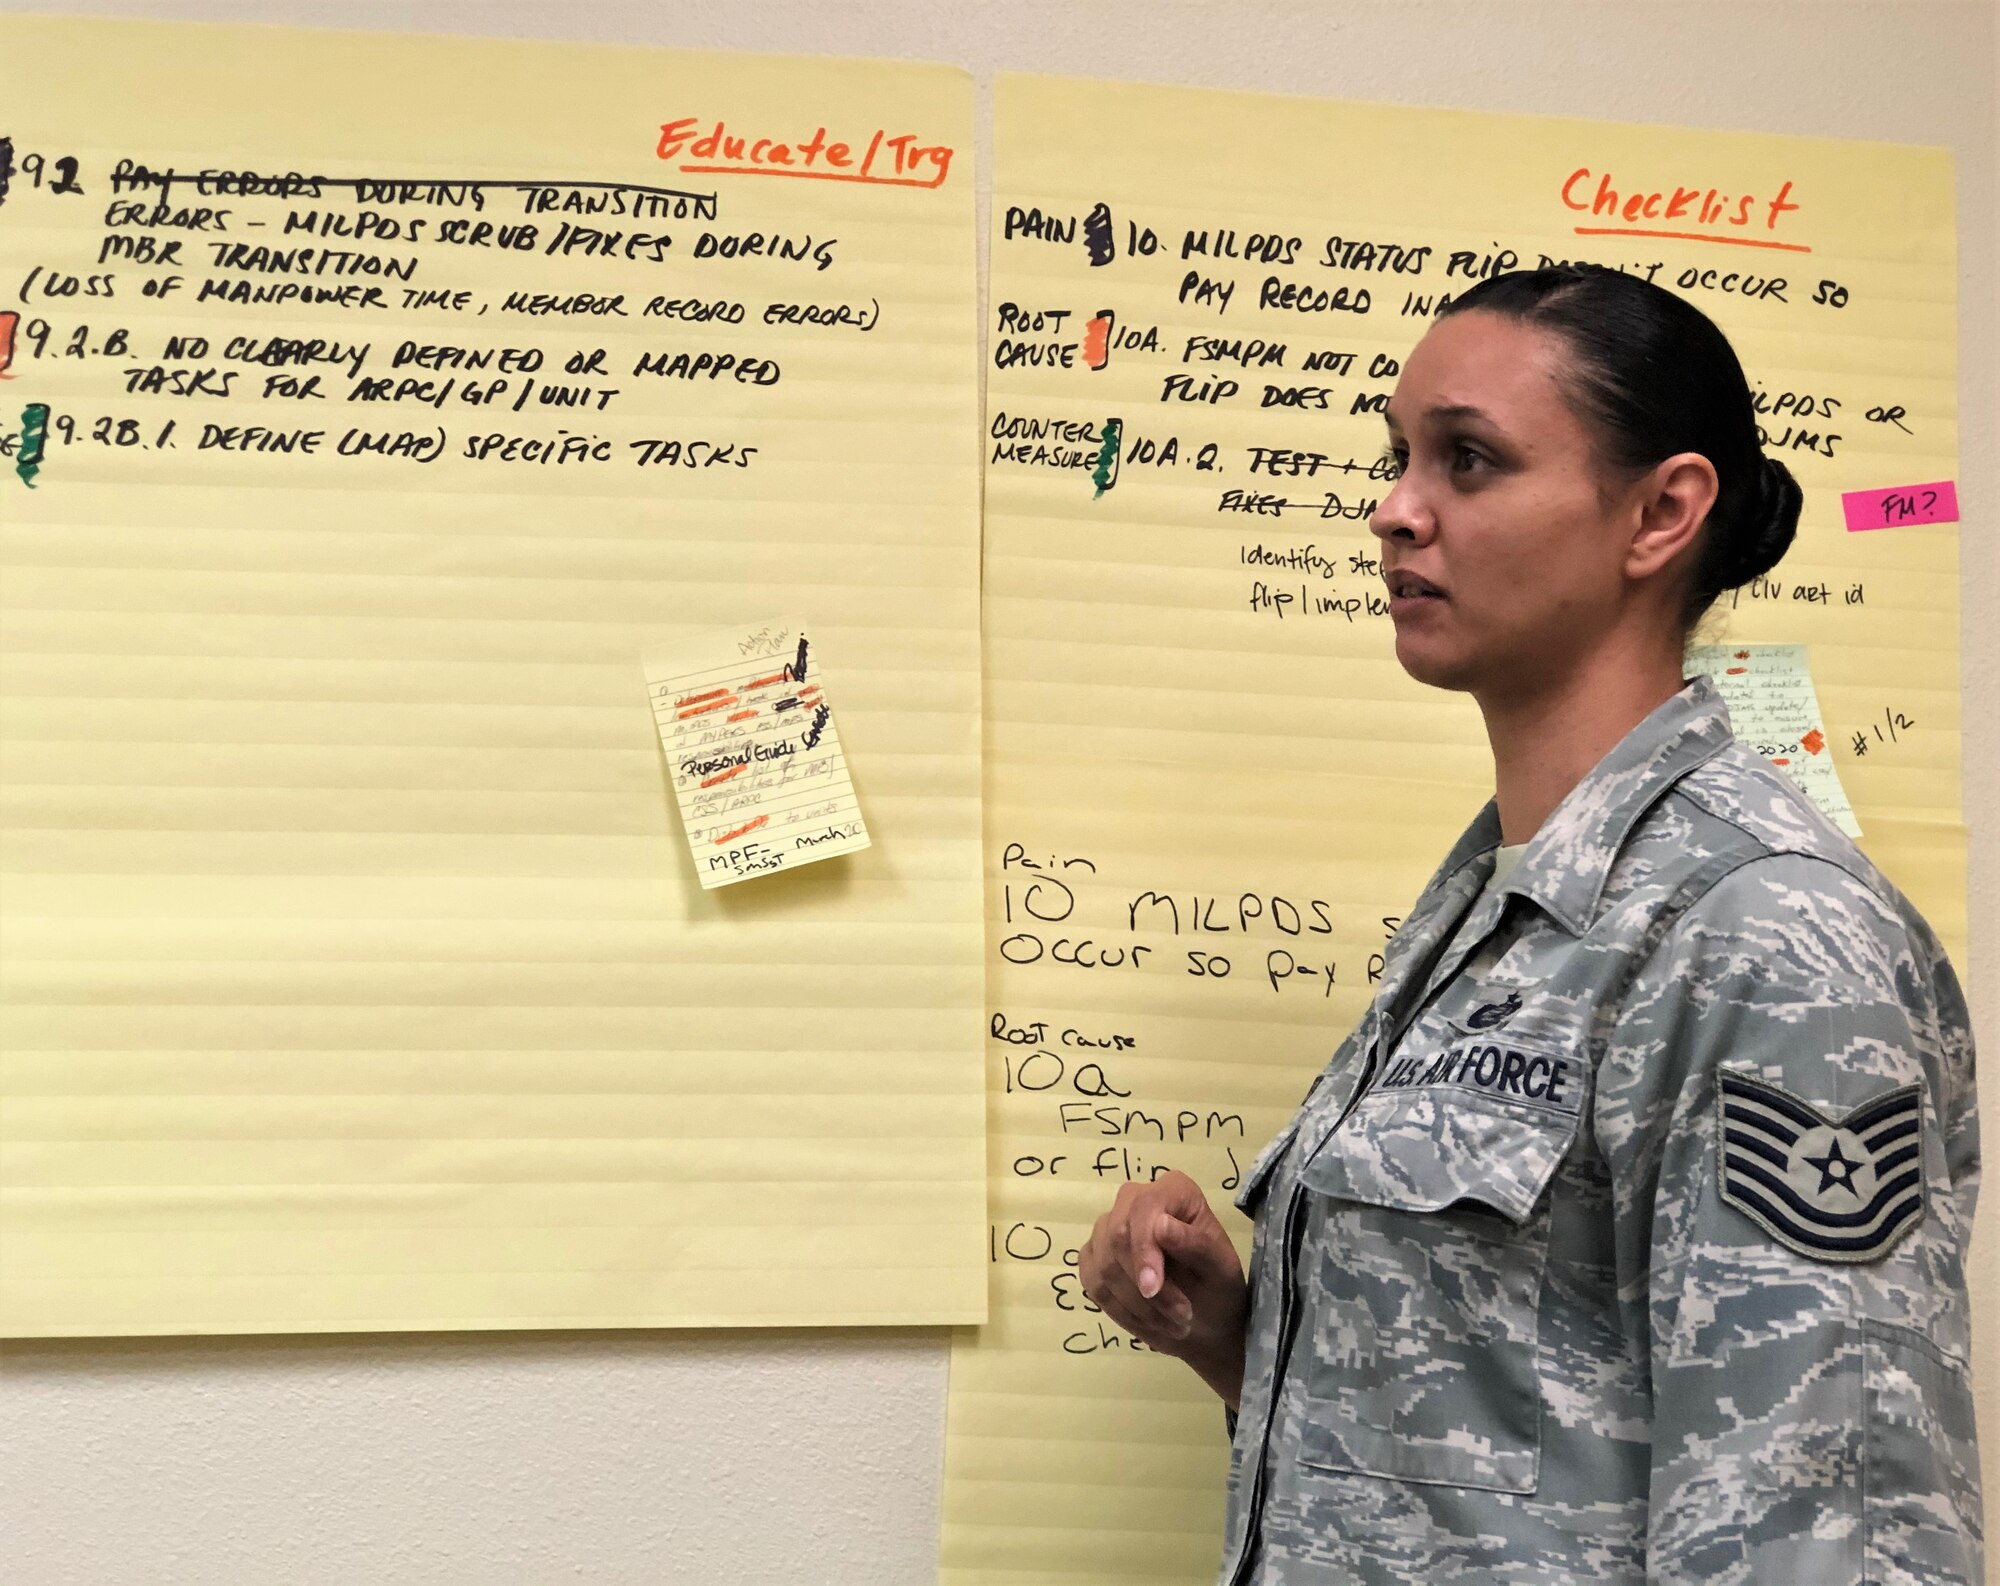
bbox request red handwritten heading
[1562,168,1809,253]
[657,118,953,189]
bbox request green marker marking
[16,403,49,489]
[1091,416,1122,499]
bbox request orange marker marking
[677,164,946,189]
[677,694,740,719]
[1572,227,1810,253]
[700,765,747,788]
[1082,312,1113,370]
[726,708,757,723]
[715,815,770,845]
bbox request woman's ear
[1627,451,1717,580]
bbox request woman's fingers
[1153,1199,1242,1286]
[1077,1176,1221,1347]
[1092,1263,1192,1343]
[1129,1198,1169,1299]
[1081,1220,1183,1339]
[1077,1174,1253,1405]
[1135,1181,1239,1300]
[1096,1279,1190,1344]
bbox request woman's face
[1370,310,1643,699]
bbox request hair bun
[1734,455,1802,585]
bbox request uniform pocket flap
[1232,1116,1301,1213]
[1300,1091,1578,1226]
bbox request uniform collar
[1433,674,1737,936]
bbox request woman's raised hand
[1077,1169,1251,1411]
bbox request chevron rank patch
[1717,1068,1927,1264]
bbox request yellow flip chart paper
[645,617,871,887]
[1691,642,1859,836]
[0,16,985,1336]
[943,73,1961,1585]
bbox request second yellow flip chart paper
[0,17,986,1335]
[942,73,1962,1585]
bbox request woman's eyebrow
[1382,401,1497,430]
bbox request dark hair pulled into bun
[1715,453,1804,591]
[1438,264,1802,631]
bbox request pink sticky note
[1842,480,1959,532]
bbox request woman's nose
[1369,475,1432,545]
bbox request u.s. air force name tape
[1372,1037,1581,1116]
[1717,1068,1926,1264]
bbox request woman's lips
[1384,568,1447,612]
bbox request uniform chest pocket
[1294,1073,1582,1494]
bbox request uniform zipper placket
[1224,1033,1380,1586]
[1225,876,1498,1586]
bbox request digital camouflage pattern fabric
[1221,675,1980,1585]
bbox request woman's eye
[1451,443,1488,474]
[1379,446,1406,478]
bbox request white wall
[2,2,1995,1582]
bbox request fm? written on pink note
[1842,480,1959,532]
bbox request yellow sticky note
[1691,642,1860,836]
[944,72,1963,1586]
[645,617,871,886]
[0,17,985,1337]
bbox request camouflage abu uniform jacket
[1220,675,1980,1585]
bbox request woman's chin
[1391,632,1475,693]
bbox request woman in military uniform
[1077,265,1980,1585]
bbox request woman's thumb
[1151,1201,1215,1268]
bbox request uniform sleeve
[1592,852,1981,1586]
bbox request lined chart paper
[0,15,986,1337]
[940,71,1963,1586]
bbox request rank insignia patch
[1717,1069,1926,1263]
